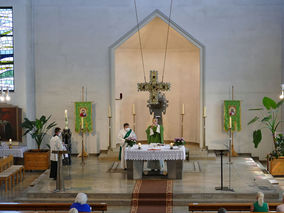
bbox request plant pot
[268,156,284,176]
[24,149,50,171]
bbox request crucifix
[137,70,170,125]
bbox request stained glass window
[0,8,14,91]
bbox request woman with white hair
[250,191,269,212]
[70,192,91,212]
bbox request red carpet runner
[131,180,173,213]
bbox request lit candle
[64,109,68,129]
[108,105,112,117]
[182,104,185,115]
[203,106,207,117]
[229,116,232,129]
[9,139,12,145]
[81,117,84,129]
[170,142,173,149]
[132,104,135,115]
[138,143,141,149]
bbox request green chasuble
[146,125,164,144]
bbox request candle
[64,109,68,129]
[138,143,141,149]
[9,139,12,145]
[132,104,135,115]
[182,104,185,115]
[108,105,112,117]
[203,106,207,117]
[229,116,232,129]
[81,117,84,129]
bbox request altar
[125,144,186,179]
[0,145,28,158]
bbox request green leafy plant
[248,97,284,156]
[22,115,57,150]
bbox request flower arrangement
[174,137,185,146]
[125,137,137,147]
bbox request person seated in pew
[250,191,269,212]
[276,193,284,212]
[69,208,78,213]
[70,192,91,212]
[218,207,227,213]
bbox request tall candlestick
[229,116,232,129]
[108,105,112,117]
[132,104,135,115]
[182,104,185,115]
[81,117,84,129]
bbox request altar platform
[1,155,282,212]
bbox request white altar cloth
[0,146,29,158]
[125,144,186,161]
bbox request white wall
[31,0,284,159]
[0,0,35,148]
[115,49,200,143]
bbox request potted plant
[125,137,137,147]
[22,115,56,170]
[248,96,284,175]
[174,137,185,146]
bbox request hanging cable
[162,0,173,82]
[134,0,146,82]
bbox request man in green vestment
[146,117,164,171]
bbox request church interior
[0,0,283,212]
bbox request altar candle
[229,116,232,129]
[108,105,112,117]
[81,117,84,129]
[138,143,141,148]
[9,139,12,145]
[170,142,173,147]
[182,104,185,115]
[65,109,68,128]
[203,106,207,117]
[132,104,135,115]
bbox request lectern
[52,150,68,191]
[214,149,233,191]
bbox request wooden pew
[0,203,107,212]
[188,202,281,212]
[0,155,25,191]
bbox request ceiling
[118,17,198,51]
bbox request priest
[146,117,164,171]
[117,123,137,169]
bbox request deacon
[146,117,164,171]
[49,127,64,180]
[117,123,137,169]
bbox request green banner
[224,100,241,132]
[75,102,93,133]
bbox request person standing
[49,127,64,180]
[117,123,137,169]
[145,117,164,171]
